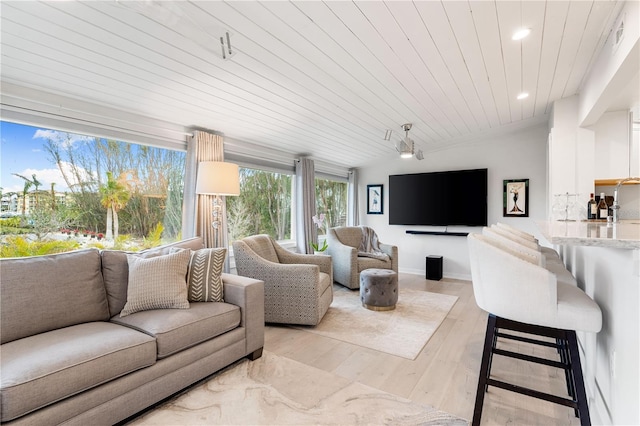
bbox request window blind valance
[1,83,189,151]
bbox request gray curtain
[295,157,316,254]
[194,131,228,250]
[347,168,359,226]
[184,131,230,260]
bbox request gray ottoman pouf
[359,268,398,311]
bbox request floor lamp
[195,161,240,248]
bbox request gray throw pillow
[120,249,191,317]
[186,248,227,302]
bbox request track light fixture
[396,123,415,159]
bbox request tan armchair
[326,226,398,289]
[232,234,333,326]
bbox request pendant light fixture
[396,123,414,159]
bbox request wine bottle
[587,193,597,220]
[597,192,608,220]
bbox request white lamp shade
[196,161,240,195]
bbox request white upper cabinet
[592,111,637,180]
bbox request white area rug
[296,286,458,360]
[128,351,468,425]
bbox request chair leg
[567,331,591,426]
[557,339,574,395]
[488,326,499,391]
[558,338,578,415]
[473,314,497,426]
[474,316,592,425]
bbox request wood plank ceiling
[0,1,621,168]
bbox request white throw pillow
[120,249,191,317]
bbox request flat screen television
[389,168,488,226]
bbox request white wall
[357,123,549,279]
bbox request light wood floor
[265,273,581,425]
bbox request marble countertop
[537,220,640,249]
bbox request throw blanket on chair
[358,226,390,261]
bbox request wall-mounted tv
[389,168,488,227]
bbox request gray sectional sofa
[0,237,265,425]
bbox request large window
[226,167,293,242]
[0,121,185,256]
[315,177,348,235]
[225,168,347,243]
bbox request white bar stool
[467,233,602,426]
[491,223,560,262]
[482,227,578,287]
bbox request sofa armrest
[326,236,358,288]
[275,247,333,283]
[221,273,265,356]
[242,261,321,292]
[379,243,398,273]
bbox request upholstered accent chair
[326,226,398,290]
[233,234,333,326]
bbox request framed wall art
[503,179,529,217]
[367,184,383,214]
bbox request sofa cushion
[120,250,191,317]
[102,237,204,317]
[0,249,109,344]
[186,248,226,302]
[111,302,241,358]
[0,322,156,422]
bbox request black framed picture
[367,184,383,214]
[503,179,529,217]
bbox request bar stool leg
[473,314,497,426]
[558,337,578,415]
[567,331,591,426]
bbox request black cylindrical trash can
[426,255,443,281]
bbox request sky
[1,121,92,194]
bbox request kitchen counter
[536,221,639,425]
[537,220,640,249]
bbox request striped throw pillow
[186,248,226,302]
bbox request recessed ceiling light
[517,92,529,100]
[512,28,531,41]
